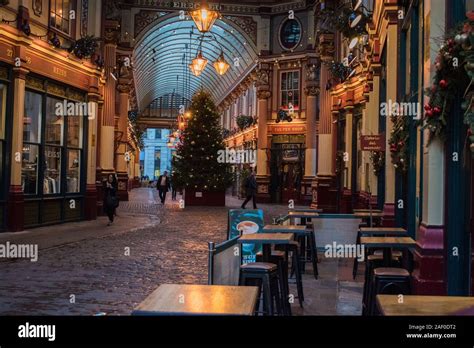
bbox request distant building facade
[142,129,172,180]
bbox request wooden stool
[368,267,411,316]
[256,250,291,315]
[239,262,282,316]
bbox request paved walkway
[0,188,363,315]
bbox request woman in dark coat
[104,174,118,226]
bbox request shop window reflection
[44,146,61,194]
[67,149,80,193]
[22,144,39,195]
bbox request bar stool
[239,262,282,316]
[361,254,401,315]
[276,241,304,308]
[298,227,318,279]
[368,267,411,315]
[256,250,291,315]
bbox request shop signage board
[268,123,306,135]
[361,134,386,151]
[228,209,264,264]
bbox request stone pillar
[254,63,271,203]
[116,79,131,201]
[412,0,447,295]
[302,58,319,204]
[7,67,28,232]
[256,92,269,176]
[85,87,100,220]
[342,107,354,213]
[313,33,338,211]
[382,19,399,226]
[99,22,119,176]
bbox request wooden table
[354,212,384,227]
[238,233,294,262]
[360,236,416,265]
[289,208,323,213]
[353,209,383,214]
[263,225,307,235]
[359,227,407,236]
[377,294,474,316]
[132,284,259,316]
[288,211,320,219]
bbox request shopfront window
[46,97,64,146]
[67,149,80,193]
[0,83,6,195]
[23,89,85,196]
[22,91,43,195]
[281,71,300,111]
[50,0,72,34]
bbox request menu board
[228,209,264,264]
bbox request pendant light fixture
[213,51,230,75]
[189,50,208,77]
[190,0,219,33]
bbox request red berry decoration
[439,79,448,88]
[448,38,454,47]
[433,106,441,114]
[425,110,433,118]
[424,104,431,111]
[431,85,437,93]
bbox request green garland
[388,116,409,172]
[369,151,385,176]
[424,19,474,146]
[325,61,352,82]
[236,115,255,131]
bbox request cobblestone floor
[0,188,363,316]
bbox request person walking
[241,170,258,209]
[103,174,119,226]
[157,171,171,204]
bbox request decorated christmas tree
[172,90,233,192]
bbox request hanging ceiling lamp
[190,1,219,33]
[189,50,208,76]
[213,51,230,75]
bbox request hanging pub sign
[228,209,264,264]
[360,134,386,151]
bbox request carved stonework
[305,86,320,97]
[105,0,121,20]
[257,90,271,100]
[81,0,89,37]
[306,63,319,83]
[134,10,168,38]
[104,21,120,44]
[117,81,131,94]
[32,0,42,16]
[318,32,335,62]
[223,16,257,45]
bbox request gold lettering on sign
[53,67,67,77]
[6,49,13,57]
[25,56,32,64]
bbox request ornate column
[412,0,447,295]
[255,63,271,203]
[313,32,338,211]
[7,66,29,232]
[382,9,399,226]
[116,62,131,201]
[303,58,320,204]
[85,86,100,220]
[99,21,119,178]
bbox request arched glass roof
[133,13,258,112]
